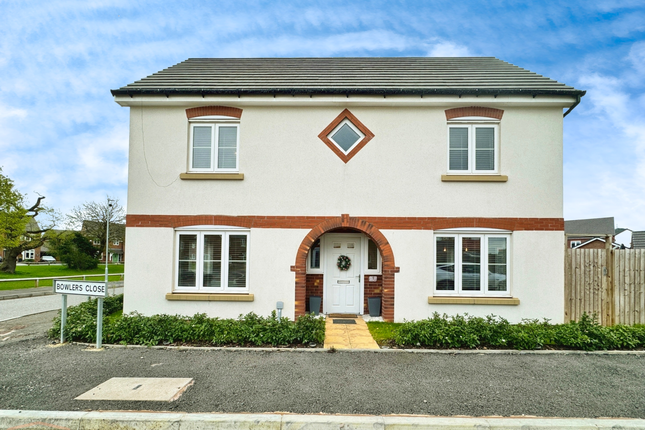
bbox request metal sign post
[60,294,67,344]
[54,279,107,348]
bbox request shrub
[53,232,100,269]
[394,312,645,351]
[49,295,325,347]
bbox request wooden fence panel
[566,249,645,325]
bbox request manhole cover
[75,377,193,402]
[333,319,357,324]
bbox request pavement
[0,282,123,322]
[2,304,645,428]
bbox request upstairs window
[447,119,499,174]
[189,115,239,172]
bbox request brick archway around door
[291,214,399,321]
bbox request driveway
[1,327,644,418]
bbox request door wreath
[337,255,351,271]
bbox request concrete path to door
[323,315,380,349]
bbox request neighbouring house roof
[111,57,585,98]
[564,217,615,236]
[633,231,645,249]
[572,238,620,249]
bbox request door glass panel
[309,238,320,269]
[367,239,378,270]
[436,237,455,290]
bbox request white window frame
[174,226,250,293]
[447,118,500,174]
[188,115,240,173]
[307,237,324,274]
[363,237,382,275]
[327,118,365,155]
[434,230,511,297]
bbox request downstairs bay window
[435,233,509,296]
[175,228,249,292]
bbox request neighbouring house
[633,231,645,249]
[111,57,585,323]
[2,219,42,262]
[80,220,126,263]
[565,217,617,249]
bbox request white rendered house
[112,57,584,323]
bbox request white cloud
[427,41,472,57]
[0,104,27,119]
[564,61,645,231]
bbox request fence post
[605,236,615,326]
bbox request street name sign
[53,280,107,297]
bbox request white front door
[324,234,362,314]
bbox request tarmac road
[1,330,645,418]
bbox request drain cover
[75,377,194,402]
[333,319,357,324]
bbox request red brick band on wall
[126,214,564,231]
[186,106,243,119]
[445,106,504,120]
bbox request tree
[0,169,57,274]
[54,232,100,269]
[66,197,125,256]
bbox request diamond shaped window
[318,109,374,163]
[331,121,363,153]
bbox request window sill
[441,175,508,182]
[428,296,519,305]
[166,293,254,302]
[180,173,244,180]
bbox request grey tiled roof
[633,231,645,249]
[565,217,615,236]
[111,57,585,97]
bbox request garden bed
[367,313,645,351]
[49,295,325,348]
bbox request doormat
[75,377,194,402]
[333,319,357,324]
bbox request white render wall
[121,96,566,322]
[387,229,565,323]
[124,227,306,319]
[125,226,564,323]
[126,103,563,219]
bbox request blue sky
[1,1,645,234]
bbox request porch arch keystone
[292,215,397,321]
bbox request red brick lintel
[126,215,564,231]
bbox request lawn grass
[367,321,401,344]
[0,264,125,290]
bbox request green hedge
[394,312,645,351]
[49,295,325,347]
